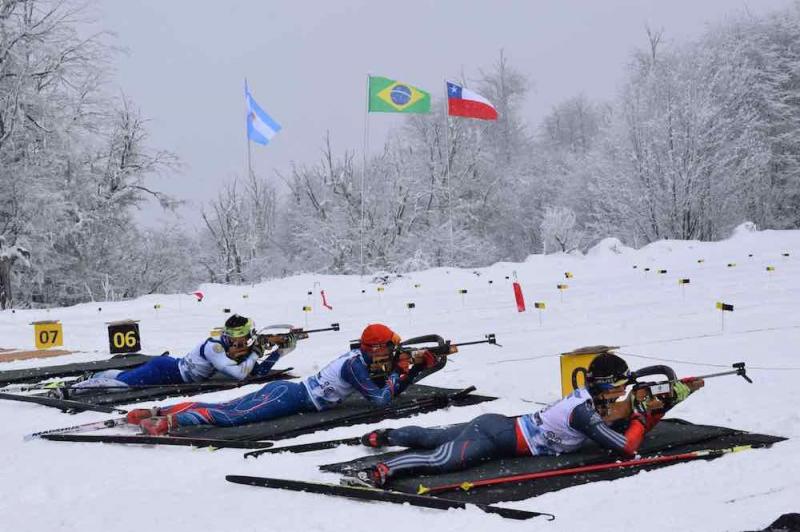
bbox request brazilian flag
[368,76,431,113]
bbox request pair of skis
[230,443,771,521]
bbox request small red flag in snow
[446,81,498,120]
[191,291,204,302]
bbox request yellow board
[209,327,224,338]
[559,345,618,397]
[33,320,64,350]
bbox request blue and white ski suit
[163,349,414,427]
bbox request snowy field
[1,224,798,532]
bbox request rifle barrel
[296,324,340,334]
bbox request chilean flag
[447,81,498,120]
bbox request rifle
[367,334,499,379]
[629,362,752,400]
[255,323,340,350]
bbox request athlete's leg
[381,414,518,479]
[115,357,184,386]
[384,424,466,449]
[162,380,316,427]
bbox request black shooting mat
[170,385,496,442]
[74,369,298,406]
[0,353,156,386]
[320,419,786,505]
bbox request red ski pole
[417,443,768,495]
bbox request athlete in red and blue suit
[352,353,704,487]
[126,324,443,435]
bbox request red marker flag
[321,290,333,310]
[512,282,526,312]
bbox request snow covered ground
[1,224,798,531]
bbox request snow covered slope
[1,225,798,531]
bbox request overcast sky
[94,0,793,228]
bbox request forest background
[2,0,799,308]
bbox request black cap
[586,353,629,394]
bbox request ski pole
[418,443,771,495]
[24,417,130,441]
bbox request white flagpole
[361,74,370,276]
[444,81,454,266]
[244,79,254,179]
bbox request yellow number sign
[33,320,63,349]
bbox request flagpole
[444,80,454,266]
[245,78,254,179]
[361,73,370,277]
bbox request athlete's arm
[341,357,402,406]
[250,350,281,377]
[205,346,258,380]
[569,400,660,456]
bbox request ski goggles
[591,373,631,391]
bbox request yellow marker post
[564,272,573,279]
[302,305,312,328]
[209,327,224,338]
[32,320,63,350]
[716,302,734,331]
[556,284,568,303]
[727,263,736,268]
[534,302,545,326]
[458,289,468,306]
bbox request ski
[25,417,130,441]
[42,433,275,449]
[244,436,362,458]
[0,392,128,414]
[225,475,553,521]
[417,443,773,495]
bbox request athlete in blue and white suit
[354,353,704,487]
[133,323,441,435]
[71,315,284,392]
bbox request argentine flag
[245,81,281,145]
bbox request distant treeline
[2,1,799,308]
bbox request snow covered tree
[540,206,582,253]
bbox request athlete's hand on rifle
[395,348,448,373]
[415,349,446,369]
[673,378,704,402]
[630,386,665,415]
[276,332,298,357]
